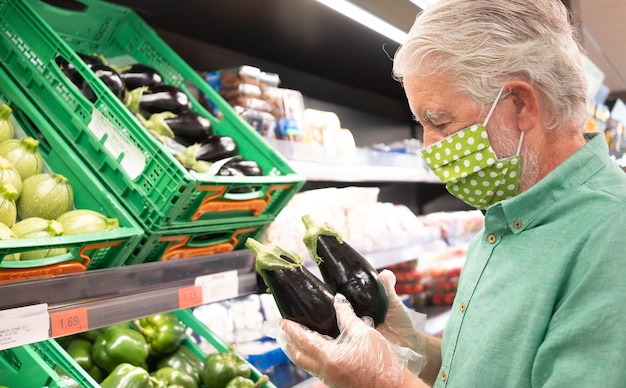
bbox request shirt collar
[488,132,609,233]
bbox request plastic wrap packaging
[235,106,277,138]
[264,293,425,387]
[303,108,341,145]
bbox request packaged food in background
[203,65,262,117]
[236,107,277,138]
[258,71,280,91]
[228,96,273,113]
[303,108,341,145]
[274,89,306,140]
[206,65,261,89]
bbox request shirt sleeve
[531,206,626,387]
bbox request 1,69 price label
[50,308,89,337]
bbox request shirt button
[441,371,447,381]
[487,234,497,243]
[513,220,522,229]
[460,302,466,313]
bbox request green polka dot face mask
[420,88,524,210]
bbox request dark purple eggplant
[80,64,126,103]
[220,158,263,176]
[138,111,212,144]
[195,135,239,163]
[246,238,340,338]
[126,84,191,116]
[118,64,164,90]
[55,53,104,87]
[302,215,389,327]
[168,112,212,145]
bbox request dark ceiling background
[106,0,407,104]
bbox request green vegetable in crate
[302,214,389,327]
[64,337,105,383]
[225,375,270,388]
[17,173,74,220]
[56,209,119,236]
[133,312,187,355]
[155,343,204,384]
[126,85,192,117]
[0,223,20,261]
[201,346,251,388]
[0,136,44,179]
[246,238,340,338]
[100,363,154,388]
[0,182,17,227]
[0,104,14,143]
[80,322,132,343]
[152,367,198,388]
[92,325,150,372]
[0,156,23,198]
[11,217,66,260]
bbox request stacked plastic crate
[0,0,305,266]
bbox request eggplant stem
[245,237,303,271]
[301,214,343,264]
[124,86,148,113]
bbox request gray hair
[393,0,588,131]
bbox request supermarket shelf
[0,239,436,349]
[0,250,258,347]
[365,239,446,269]
[288,160,437,182]
[267,139,440,183]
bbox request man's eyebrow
[421,109,444,122]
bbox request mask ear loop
[515,131,525,156]
[483,86,506,126]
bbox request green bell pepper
[100,363,154,388]
[64,337,105,382]
[201,347,251,388]
[92,325,150,372]
[80,322,132,343]
[225,374,270,388]
[152,367,198,388]
[155,344,204,383]
[134,313,187,355]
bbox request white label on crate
[0,304,50,351]
[195,270,239,304]
[88,108,146,180]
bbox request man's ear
[505,81,539,132]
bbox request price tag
[178,285,203,309]
[0,304,49,350]
[50,308,89,338]
[195,270,239,304]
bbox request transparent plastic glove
[265,293,421,388]
[376,269,428,373]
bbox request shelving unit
[0,238,437,350]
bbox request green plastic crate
[0,0,305,234]
[173,308,276,388]
[128,220,268,265]
[0,65,144,280]
[0,340,99,388]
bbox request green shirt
[436,133,626,387]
